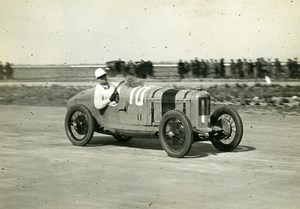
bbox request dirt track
[0,105,300,209]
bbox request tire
[113,134,132,142]
[65,104,95,146]
[159,110,193,158]
[210,106,243,152]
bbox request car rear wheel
[65,105,95,146]
[159,110,193,158]
[210,106,243,151]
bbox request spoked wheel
[210,106,243,151]
[159,110,193,158]
[65,105,95,146]
[113,134,132,142]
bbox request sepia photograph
[0,0,300,208]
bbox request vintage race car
[65,76,243,158]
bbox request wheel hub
[221,119,232,138]
[73,115,88,135]
[164,120,185,148]
[166,131,175,138]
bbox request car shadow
[87,136,256,159]
[87,136,163,151]
[185,143,256,158]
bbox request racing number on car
[129,86,151,106]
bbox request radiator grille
[199,97,210,116]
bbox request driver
[94,68,118,110]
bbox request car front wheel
[65,104,95,146]
[210,106,243,151]
[159,110,193,158]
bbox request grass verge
[0,84,299,115]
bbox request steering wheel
[115,92,120,103]
[112,80,125,103]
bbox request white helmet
[95,68,107,79]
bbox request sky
[0,0,299,65]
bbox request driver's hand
[109,92,118,102]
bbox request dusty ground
[0,105,299,209]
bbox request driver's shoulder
[109,82,120,89]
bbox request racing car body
[65,76,243,157]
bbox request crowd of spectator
[177,57,300,79]
[1,58,297,81]
[106,58,299,80]
[106,60,154,79]
[0,61,14,80]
